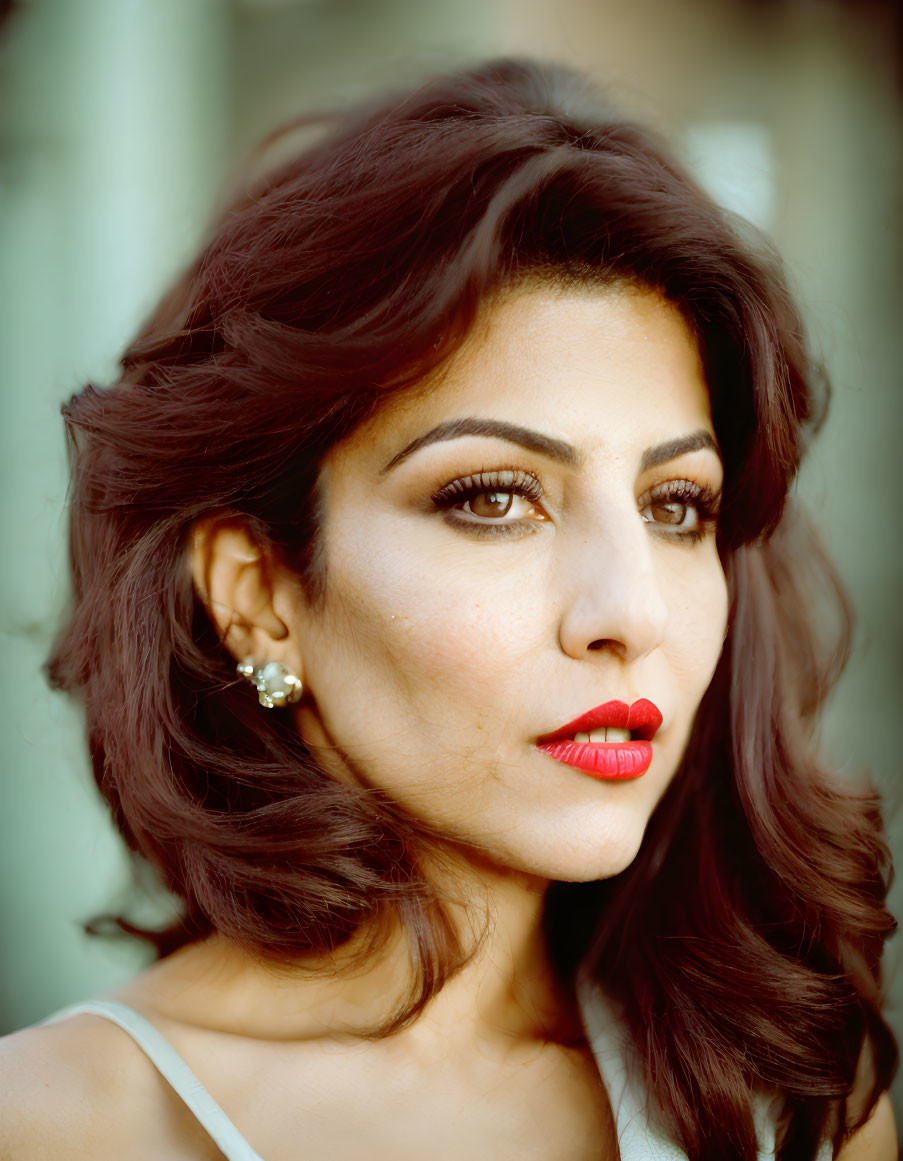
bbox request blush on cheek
[390,616,510,701]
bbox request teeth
[573,728,632,744]
[594,727,631,743]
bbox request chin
[548,848,645,884]
[491,821,649,885]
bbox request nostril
[587,638,620,653]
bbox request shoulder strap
[576,973,689,1160]
[41,1000,266,1161]
[575,971,833,1161]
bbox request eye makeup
[637,478,721,543]
[430,465,721,543]
[432,468,544,507]
[431,467,547,538]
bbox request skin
[0,284,894,1159]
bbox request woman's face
[288,284,728,882]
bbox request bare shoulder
[0,1014,215,1161]
[0,1016,135,1159]
[834,1035,898,1161]
[836,1092,897,1161]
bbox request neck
[132,857,583,1051]
[409,856,579,1047]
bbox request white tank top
[42,986,831,1161]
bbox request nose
[557,502,669,664]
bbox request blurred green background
[2,0,901,1128]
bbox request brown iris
[468,491,515,518]
[649,500,688,525]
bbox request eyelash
[430,469,721,543]
[431,469,546,540]
[639,478,721,543]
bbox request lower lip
[536,739,653,780]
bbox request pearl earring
[237,659,303,709]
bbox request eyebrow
[380,418,582,473]
[639,430,720,472]
[380,417,720,474]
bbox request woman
[0,59,896,1160]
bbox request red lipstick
[536,698,663,781]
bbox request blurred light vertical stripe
[0,0,229,1029]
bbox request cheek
[312,533,540,723]
[667,557,729,689]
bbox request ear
[190,516,302,675]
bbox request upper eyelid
[432,469,720,503]
[432,467,545,500]
[436,480,718,540]
[433,481,718,549]
[638,478,720,500]
[416,434,724,488]
[430,470,548,528]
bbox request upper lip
[537,699,663,743]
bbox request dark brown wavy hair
[46,58,896,1160]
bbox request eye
[638,478,721,541]
[646,498,696,528]
[464,490,529,519]
[431,469,548,535]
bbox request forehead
[335,283,713,469]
